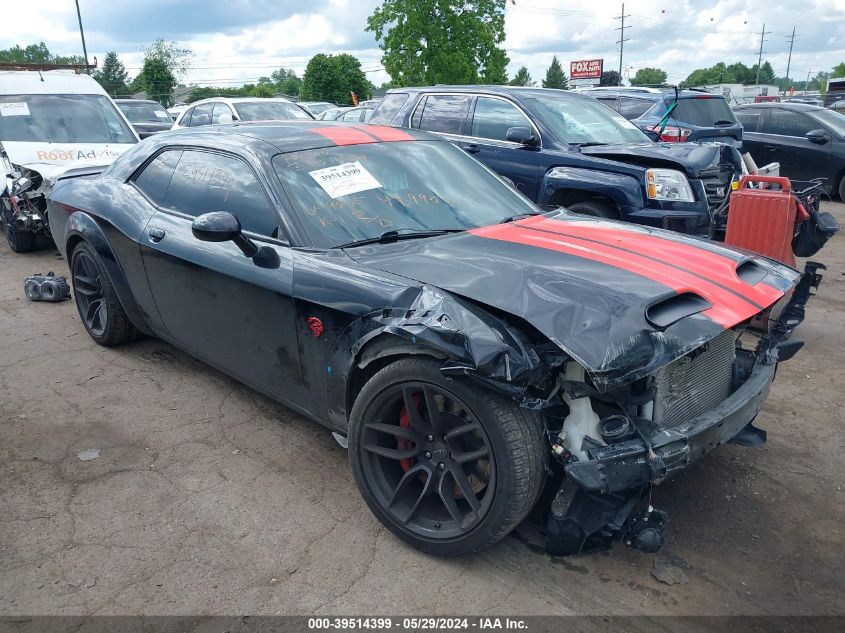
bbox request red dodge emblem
[307,317,324,338]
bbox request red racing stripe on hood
[470,223,766,329]
[361,125,415,142]
[310,126,377,146]
[524,216,784,308]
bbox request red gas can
[725,175,798,267]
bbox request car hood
[130,121,173,136]
[346,212,799,389]
[579,142,739,178]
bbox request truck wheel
[70,241,137,346]
[567,200,620,220]
[348,357,545,556]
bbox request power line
[614,2,631,80]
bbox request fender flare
[65,211,152,335]
[324,285,552,429]
[540,166,643,211]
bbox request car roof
[115,99,162,105]
[389,85,583,100]
[733,102,825,112]
[187,97,294,107]
[0,70,109,96]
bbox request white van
[0,70,139,251]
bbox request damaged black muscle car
[46,121,822,556]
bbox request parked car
[317,106,355,121]
[172,97,313,129]
[828,99,845,114]
[298,101,336,117]
[358,99,382,108]
[167,104,188,120]
[733,102,845,199]
[333,106,375,123]
[115,99,173,138]
[0,70,138,252]
[580,87,742,146]
[371,86,740,234]
[48,121,813,557]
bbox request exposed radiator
[652,329,737,429]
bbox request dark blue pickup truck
[370,86,740,234]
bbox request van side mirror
[805,129,829,144]
[192,211,280,269]
[506,126,539,146]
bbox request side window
[617,97,654,119]
[341,110,361,122]
[735,109,761,132]
[133,150,182,206]
[189,103,213,127]
[163,151,280,238]
[596,97,620,113]
[369,92,409,125]
[411,96,426,128]
[416,95,472,135]
[211,102,234,124]
[470,97,533,142]
[179,107,194,127]
[760,109,817,137]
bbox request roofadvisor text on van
[1,70,138,252]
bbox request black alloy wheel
[72,249,108,337]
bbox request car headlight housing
[646,168,695,202]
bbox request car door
[756,108,831,181]
[735,107,764,156]
[410,93,472,143]
[136,148,303,405]
[463,96,542,199]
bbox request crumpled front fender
[326,285,554,427]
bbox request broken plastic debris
[77,448,100,461]
[651,558,689,586]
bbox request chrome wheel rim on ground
[359,382,496,540]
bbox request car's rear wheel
[567,199,620,220]
[838,174,845,202]
[348,357,545,556]
[71,241,137,346]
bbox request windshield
[235,101,312,121]
[273,141,539,248]
[526,95,650,145]
[118,102,171,123]
[670,97,737,126]
[812,108,845,137]
[305,103,333,115]
[0,94,137,144]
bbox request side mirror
[191,211,280,269]
[506,126,539,147]
[806,129,829,145]
[11,176,32,196]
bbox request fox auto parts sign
[570,59,603,80]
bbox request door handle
[464,144,480,154]
[148,227,166,243]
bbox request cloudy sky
[4,0,844,89]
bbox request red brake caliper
[397,392,422,472]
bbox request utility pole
[785,27,796,84]
[805,67,812,93]
[755,23,771,85]
[615,3,631,85]
[74,0,90,73]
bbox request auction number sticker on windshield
[0,102,30,117]
[309,161,382,199]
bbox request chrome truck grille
[652,329,737,429]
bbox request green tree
[250,83,276,98]
[301,53,370,105]
[0,42,84,65]
[541,56,568,89]
[833,63,845,78]
[509,66,535,86]
[143,39,193,78]
[270,67,302,97]
[93,51,129,97]
[367,0,509,86]
[750,61,775,84]
[630,67,667,87]
[137,57,176,106]
[599,70,622,86]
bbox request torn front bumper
[564,357,775,494]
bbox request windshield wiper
[336,228,463,249]
[713,120,734,126]
[570,142,607,148]
[498,211,542,224]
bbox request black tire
[70,241,137,346]
[5,213,35,252]
[838,175,845,202]
[348,357,545,556]
[567,199,620,219]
